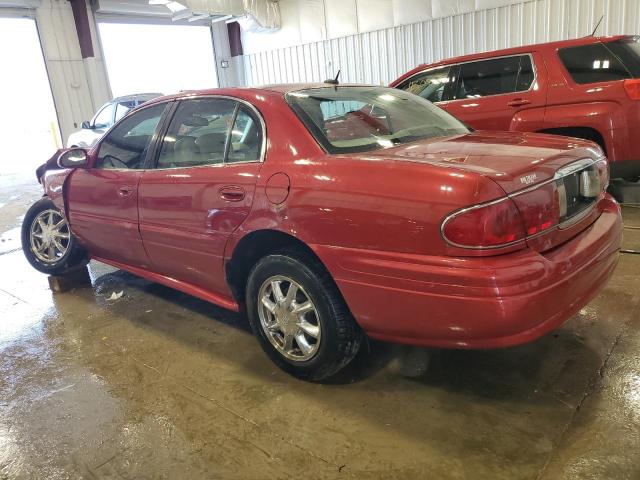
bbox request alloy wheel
[257,275,322,361]
[29,209,70,264]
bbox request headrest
[196,133,226,153]
[182,115,208,127]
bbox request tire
[21,197,87,275]
[246,249,362,381]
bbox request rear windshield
[558,38,640,84]
[286,87,469,154]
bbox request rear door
[66,102,168,268]
[445,54,546,131]
[138,97,264,295]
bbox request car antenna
[324,70,341,87]
[589,15,604,37]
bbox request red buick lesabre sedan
[22,84,622,380]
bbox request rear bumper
[312,195,622,349]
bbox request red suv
[391,35,640,179]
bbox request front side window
[95,103,166,169]
[558,43,631,84]
[92,103,115,129]
[395,66,456,103]
[286,87,469,154]
[156,98,237,169]
[455,56,525,98]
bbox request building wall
[241,0,640,86]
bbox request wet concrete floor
[1,173,640,479]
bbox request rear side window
[558,43,631,84]
[156,98,237,169]
[455,55,532,99]
[604,36,640,77]
[395,66,456,103]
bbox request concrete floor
[1,173,640,480]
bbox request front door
[138,97,264,295]
[444,54,547,132]
[66,102,168,268]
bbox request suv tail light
[624,79,640,100]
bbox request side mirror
[58,148,88,169]
[81,120,92,129]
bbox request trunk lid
[367,131,608,253]
[366,130,603,194]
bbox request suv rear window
[558,43,631,84]
[604,36,640,77]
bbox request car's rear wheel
[21,197,87,275]
[246,250,362,381]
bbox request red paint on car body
[391,35,640,178]
[42,84,622,349]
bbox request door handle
[219,186,245,202]
[507,98,531,107]
[118,185,134,197]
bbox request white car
[66,93,162,148]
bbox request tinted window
[227,107,263,164]
[95,103,165,169]
[286,87,469,154]
[516,55,535,91]
[93,103,115,129]
[156,98,236,169]
[396,66,455,102]
[604,36,640,77]
[455,56,522,98]
[558,43,630,84]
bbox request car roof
[112,93,163,103]
[392,35,633,83]
[143,83,384,105]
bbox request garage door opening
[0,17,59,179]
[98,22,219,97]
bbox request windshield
[286,87,469,154]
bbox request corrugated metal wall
[242,0,640,86]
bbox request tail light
[624,79,640,100]
[441,158,607,250]
[594,158,609,190]
[509,182,560,236]
[441,199,526,249]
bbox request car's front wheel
[21,197,87,275]
[246,250,362,381]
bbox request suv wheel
[246,250,362,381]
[21,197,87,275]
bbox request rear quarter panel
[229,152,507,259]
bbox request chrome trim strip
[440,157,603,250]
[558,202,598,230]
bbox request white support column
[212,21,245,87]
[35,0,110,144]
